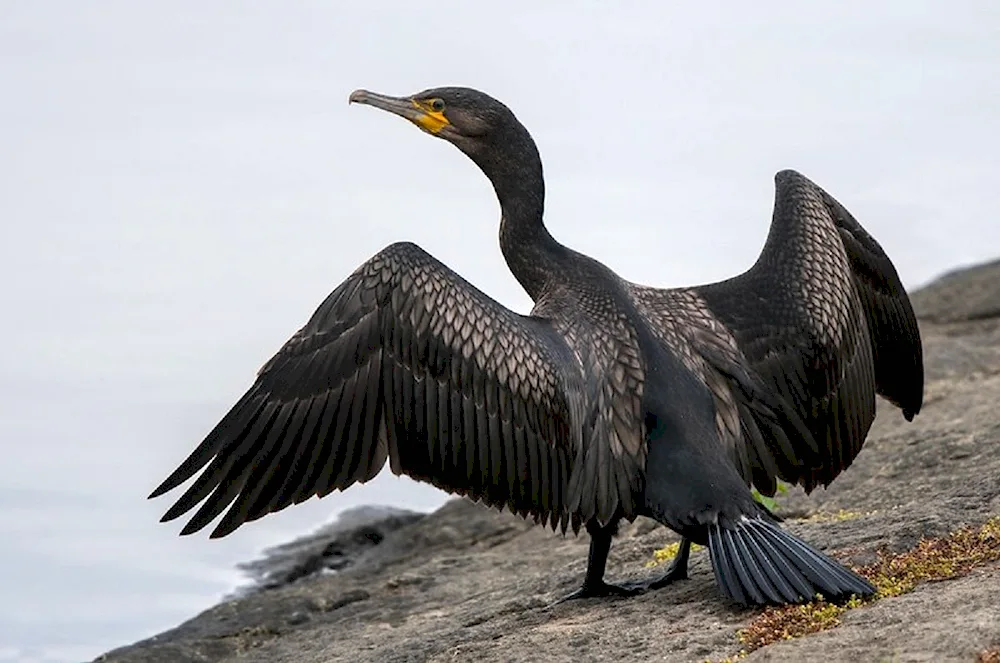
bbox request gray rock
[910,257,1000,323]
[95,258,1000,663]
[231,504,425,596]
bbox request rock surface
[96,259,1000,663]
[230,505,426,596]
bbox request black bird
[150,86,923,607]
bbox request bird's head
[349,86,524,159]
[349,85,544,213]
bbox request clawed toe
[650,562,689,589]
[547,558,691,609]
[612,560,690,594]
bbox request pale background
[1,2,998,661]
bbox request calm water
[0,451,447,663]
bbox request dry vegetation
[714,516,1000,660]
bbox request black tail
[706,516,875,606]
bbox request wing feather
[696,169,923,491]
[821,187,924,419]
[150,242,586,537]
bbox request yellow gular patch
[411,100,450,134]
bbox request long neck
[471,128,564,301]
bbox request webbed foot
[619,537,692,593]
[617,555,689,593]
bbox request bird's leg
[551,520,642,604]
[619,537,691,593]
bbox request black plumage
[150,86,923,607]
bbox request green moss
[751,481,789,511]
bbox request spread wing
[696,169,924,491]
[819,183,924,419]
[149,241,587,538]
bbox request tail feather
[707,517,875,606]
[750,519,870,592]
[739,523,816,600]
[722,529,768,604]
[707,528,744,604]
[727,528,784,604]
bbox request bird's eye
[428,98,445,112]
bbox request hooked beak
[349,89,452,136]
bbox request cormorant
[149,86,924,607]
